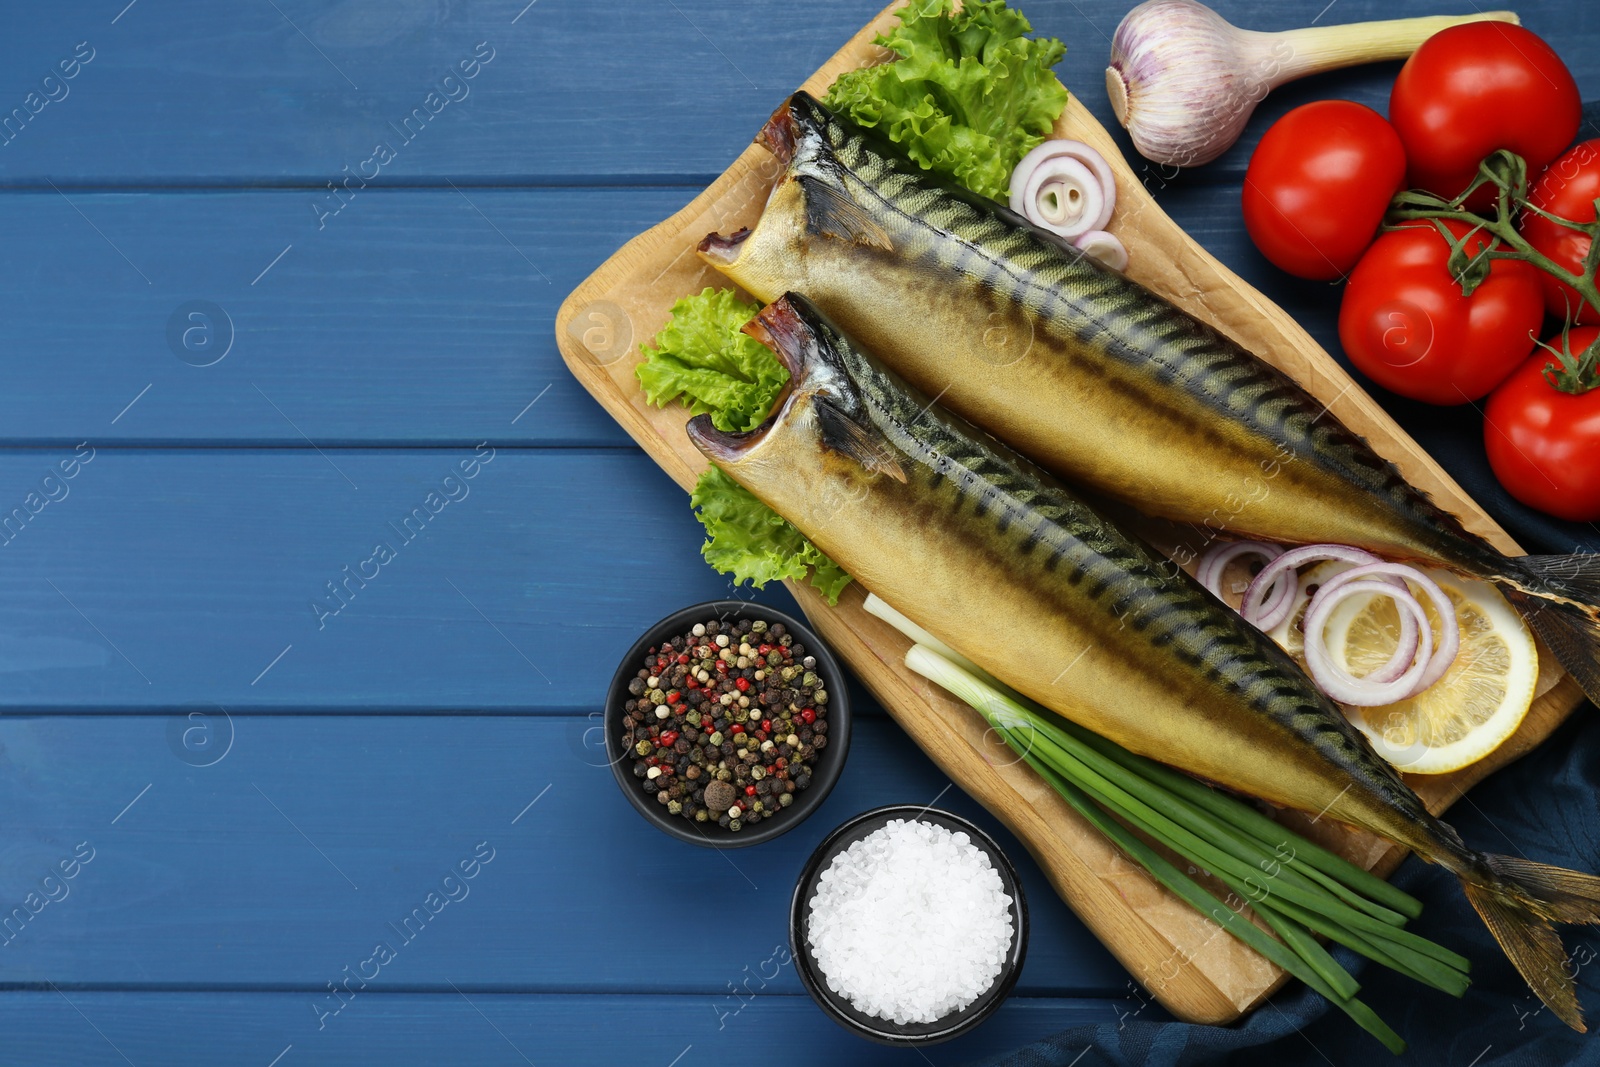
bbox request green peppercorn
[635,740,653,756]
[728,818,742,832]
[779,792,793,807]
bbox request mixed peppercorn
[621,617,830,832]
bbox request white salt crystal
[806,818,1014,1025]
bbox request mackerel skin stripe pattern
[718,96,1502,577]
[713,305,1448,858]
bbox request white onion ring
[1302,578,1434,707]
[1241,545,1385,632]
[1074,229,1129,271]
[1308,574,1421,687]
[1195,541,1283,602]
[1311,562,1460,694]
[1023,157,1105,238]
[1009,140,1116,239]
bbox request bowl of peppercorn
[605,599,851,848]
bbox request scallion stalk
[901,642,1471,1054]
[1007,718,1406,1053]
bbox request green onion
[902,642,1471,1054]
[1012,724,1405,1053]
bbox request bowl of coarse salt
[789,804,1029,1045]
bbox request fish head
[686,292,906,520]
[698,93,890,303]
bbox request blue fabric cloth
[974,392,1600,1064]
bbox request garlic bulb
[1105,0,1518,167]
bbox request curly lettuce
[691,466,852,604]
[637,288,851,604]
[636,288,788,433]
[824,0,1068,202]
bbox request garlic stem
[1264,12,1518,83]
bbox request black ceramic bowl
[789,804,1029,1045]
[605,599,851,849]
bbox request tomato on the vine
[1388,22,1580,203]
[1241,101,1406,280]
[1338,219,1543,404]
[1520,139,1600,325]
[1484,326,1600,522]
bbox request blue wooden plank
[0,992,1133,1066]
[0,715,1128,995]
[0,447,780,710]
[0,1,1589,184]
[0,187,673,447]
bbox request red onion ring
[1308,575,1421,687]
[1074,230,1129,271]
[1195,541,1283,601]
[1302,578,1434,707]
[1010,140,1116,239]
[1311,562,1460,694]
[1240,545,1384,631]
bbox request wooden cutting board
[554,0,1586,1024]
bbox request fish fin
[798,176,893,251]
[1500,554,1600,704]
[1458,853,1600,1032]
[814,397,906,482]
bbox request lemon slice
[1320,569,1537,775]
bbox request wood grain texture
[0,992,1125,1066]
[555,0,1585,1023]
[0,715,1126,994]
[0,1,1588,184]
[0,448,937,712]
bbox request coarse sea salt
[806,817,1014,1025]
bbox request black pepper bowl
[604,598,851,849]
[789,804,1029,1046]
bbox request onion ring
[1311,562,1460,694]
[1241,544,1385,631]
[1009,140,1116,239]
[1074,229,1129,271]
[1302,578,1434,706]
[1195,540,1283,602]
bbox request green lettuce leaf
[691,467,852,604]
[635,287,788,433]
[636,287,852,604]
[824,0,1067,202]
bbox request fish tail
[1452,850,1600,1031]
[1497,553,1600,704]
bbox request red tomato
[1484,326,1600,521]
[1389,22,1580,202]
[1338,219,1543,404]
[1242,101,1407,280]
[1520,139,1600,325]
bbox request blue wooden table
[0,2,1593,1064]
